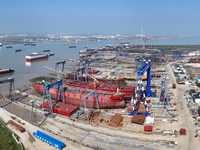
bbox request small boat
[43,50,50,52]
[0,43,2,47]
[26,52,48,61]
[43,50,54,56]
[15,49,22,52]
[45,52,54,56]
[6,46,12,48]
[120,42,130,44]
[31,43,36,46]
[79,49,97,55]
[24,43,31,46]
[0,68,14,75]
[68,46,76,48]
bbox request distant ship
[0,68,14,75]
[68,46,76,48]
[43,50,54,56]
[120,42,130,44]
[15,49,22,52]
[0,43,2,47]
[31,43,36,46]
[43,50,50,52]
[79,49,97,56]
[26,52,48,61]
[24,43,31,46]
[6,46,12,48]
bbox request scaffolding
[130,59,157,116]
[42,79,64,115]
[0,78,15,107]
[173,50,183,60]
[78,90,100,123]
[158,75,172,117]
[29,98,40,126]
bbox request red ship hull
[67,74,127,85]
[32,83,125,109]
[83,69,99,74]
[63,79,134,98]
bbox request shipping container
[161,130,173,135]
[172,83,176,89]
[33,130,65,149]
[145,116,154,124]
[173,102,177,105]
[146,98,151,103]
[144,126,153,131]
[180,128,186,135]
[196,117,200,122]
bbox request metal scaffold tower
[160,49,168,56]
[116,46,122,60]
[130,59,157,116]
[0,78,15,107]
[142,36,151,49]
[42,79,65,114]
[78,90,100,124]
[84,60,93,73]
[74,61,88,82]
[55,60,66,76]
[173,50,183,60]
[42,61,66,115]
[100,54,105,62]
[158,75,172,117]
[159,75,167,102]
[29,97,40,126]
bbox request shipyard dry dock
[0,47,200,150]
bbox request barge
[0,68,14,75]
[26,52,48,61]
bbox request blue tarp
[33,130,65,149]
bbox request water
[0,41,117,94]
[0,36,199,94]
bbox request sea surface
[0,41,113,94]
[0,36,200,95]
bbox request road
[167,63,199,150]
[0,97,177,150]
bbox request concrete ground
[0,59,200,150]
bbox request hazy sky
[0,0,199,36]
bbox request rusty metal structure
[109,114,123,127]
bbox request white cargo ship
[26,52,47,61]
